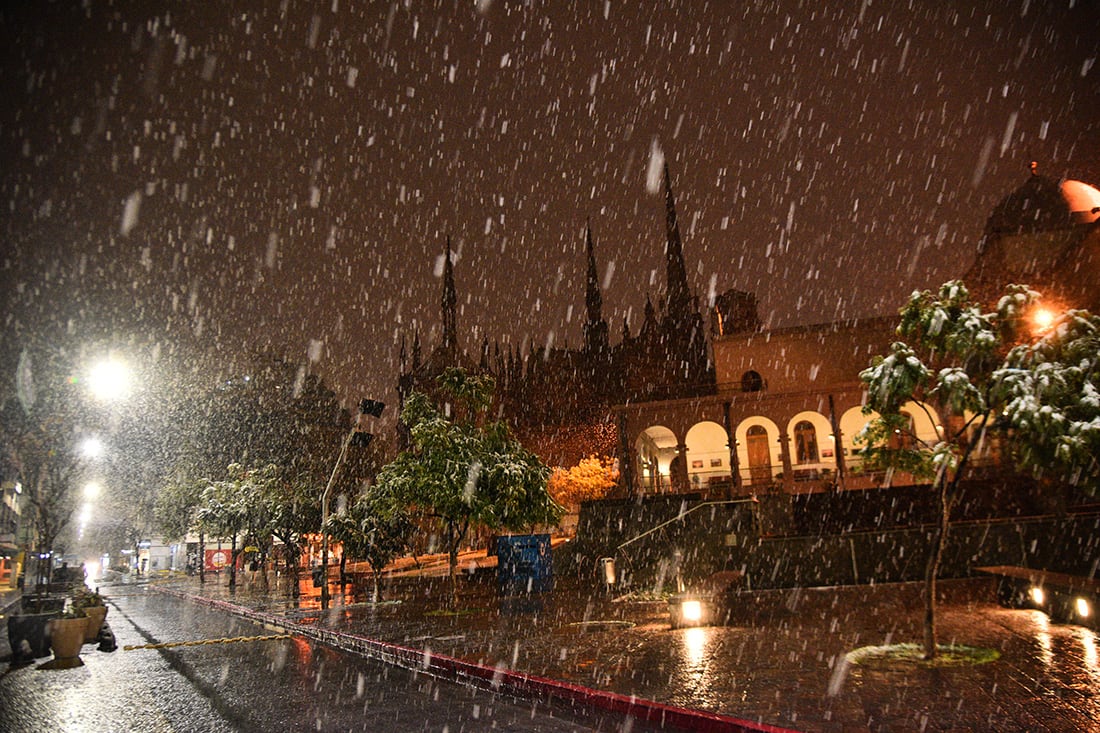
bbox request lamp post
[319,399,384,610]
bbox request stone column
[723,402,741,495]
[673,442,691,493]
[778,433,795,493]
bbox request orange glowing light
[1032,307,1055,332]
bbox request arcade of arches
[622,388,944,497]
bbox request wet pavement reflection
[0,586,642,732]
[168,572,1100,732]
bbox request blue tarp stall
[496,534,552,595]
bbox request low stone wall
[571,493,1100,591]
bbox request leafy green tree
[859,281,1038,660]
[326,486,412,602]
[375,368,562,606]
[153,476,207,544]
[167,353,350,486]
[197,463,279,588]
[994,309,1100,491]
[155,354,363,586]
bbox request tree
[196,463,279,588]
[155,354,360,587]
[1,345,91,589]
[547,456,619,510]
[858,281,1038,660]
[326,486,412,602]
[375,368,562,606]
[994,309,1100,491]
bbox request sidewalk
[152,560,1100,733]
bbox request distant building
[397,164,717,466]
[966,161,1100,313]
[397,163,1100,499]
[616,163,1100,498]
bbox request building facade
[616,164,1100,499]
[396,164,729,465]
[396,164,1100,500]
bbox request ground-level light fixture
[1029,586,1046,606]
[668,594,715,629]
[1076,597,1092,620]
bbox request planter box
[49,616,88,662]
[82,606,108,642]
[7,611,60,662]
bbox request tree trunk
[199,528,205,584]
[229,535,238,588]
[290,542,300,597]
[259,547,269,592]
[922,480,951,660]
[370,563,381,603]
[447,521,458,609]
[339,553,347,586]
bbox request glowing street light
[83,481,102,500]
[1032,307,1056,332]
[88,358,131,401]
[81,437,104,459]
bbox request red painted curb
[154,586,798,733]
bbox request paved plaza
[4,553,1099,732]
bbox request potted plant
[6,603,61,664]
[71,587,108,643]
[48,606,88,668]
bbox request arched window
[794,421,819,464]
[741,370,763,392]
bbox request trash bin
[496,534,552,596]
[599,557,616,588]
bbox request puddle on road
[564,620,636,633]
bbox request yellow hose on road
[124,633,291,651]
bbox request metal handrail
[615,498,758,552]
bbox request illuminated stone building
[398,164,1099,497]
[616,164,1100,499]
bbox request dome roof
[985,167,1100,235]
[1062,179,1100,223]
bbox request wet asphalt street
[0,587,617,732]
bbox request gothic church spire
[583,220,610,356]
[442,236,457,353]
[663,163,692,325]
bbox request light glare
[1076,597,1092,619]
[89,359,131,401]
[1032,307,1055,331]
[82,437,104,458]
[681,600,703,623]
[1029,586,1045,606]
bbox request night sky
[2,1,1098,412]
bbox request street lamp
[88,358,131,401]
[81,437,104,459]
[1032,307,1056,332]
[319,399,384,610]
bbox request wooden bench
[976,565,1100,627]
